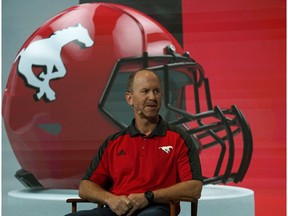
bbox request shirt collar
[128,115,167,137]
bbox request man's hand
[105,195,133,215]
[126,193,149,216]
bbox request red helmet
[2,3,252,189]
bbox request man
[66,69,203,216]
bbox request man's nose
[148,91,157,99]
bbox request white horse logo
[159,146,173,153]
[15,23,94,101]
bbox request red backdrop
[182,0,286,215]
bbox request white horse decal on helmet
[15,23,94,101]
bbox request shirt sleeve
[177,133,203,182]
[82,138,111,187]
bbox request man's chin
[141,112,159,121]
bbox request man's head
[125,69,163,119]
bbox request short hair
[126,71,137,93]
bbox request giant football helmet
[2,3,252,189]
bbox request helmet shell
[2,3,183,188]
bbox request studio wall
[2,0,286,215]
[181,1,286,215]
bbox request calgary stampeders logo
[14,23,94,102]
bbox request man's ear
[125,92,133,106]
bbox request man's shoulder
[106,128,130,142]
[166,122,188,136]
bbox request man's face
[126,70,163,118]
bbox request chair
[66,197,198,216]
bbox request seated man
[65,69,203,216]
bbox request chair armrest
[168,197,198,216]
[168,197,197,203]
[66,198,104,212]
[66,198,90,203]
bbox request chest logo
[118,149,126,156]
[159,146,173,153]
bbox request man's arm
[153,179,203,202]
[79,179,133,215]
[78,179,110,203]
